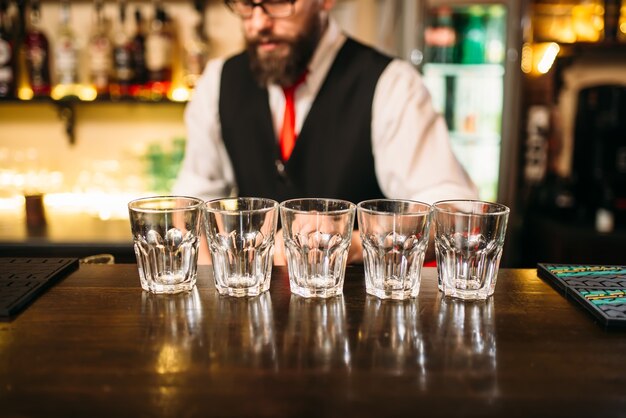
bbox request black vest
[219,37,391,203]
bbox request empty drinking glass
[204,197,279,297]
[280,198,355,298]
[128,195,204,294]
[433,200,509,300]
[358,199,432,300]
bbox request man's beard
[246,14,322,87]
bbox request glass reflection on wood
[140,288,204,375]
[356,296,426,381]
[282,295,351,370]
[433,295,497,397]
[208,293,277,370]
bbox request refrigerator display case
[399,0,522,207]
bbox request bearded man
[173,0,477,264]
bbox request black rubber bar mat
[537,263,626,330]
[0,258,79,317]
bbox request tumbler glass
[204,197,279,297]
[433,200,509,300]
[128,195,204,294]
[280,198,355,298]
[357,199,432,300]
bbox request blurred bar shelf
[0,194,136,263]
[0,95,186,145]
[422,62,506,76]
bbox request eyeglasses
[225,0,297,19]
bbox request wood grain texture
[1,265,625,417]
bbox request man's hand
[273,229,363,266]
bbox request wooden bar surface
[1,265,626,417]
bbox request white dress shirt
[173,19,478,204]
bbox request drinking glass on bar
[128,195,204,294]
[358,199,432,300]
[204,197,279,297]
[280,198,355,298]
[433,199,509,300]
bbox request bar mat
[537,263,626,330]
[0,258,79,317]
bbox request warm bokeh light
[571,3,604,42]
[532,1,605,43]
[168,86,191,102]
[537,42,560,74]
[44,192,140,220]
[521,42,560,76]
[17,87,34,100]
[79,86,98,101]
[521,43,533,74]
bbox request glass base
[289,280,343,298]
[215,284,268,297]
[443,288,491,301]
[366,286,418,300]
[214,274,270,297]
[141,277,197,294]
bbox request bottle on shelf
[617,1,626,42]
[52,0,80,100]
[484,5,506,64]
[111,0,133,99]
[0,0,16,98]
[424,6,457,64]
[461,6,486,65]
[604,0,620,41]
[145,3,172,99]
[183,0,209,89]
[88,0,112,98]
[129,7,147,98]
[23,0,50,97]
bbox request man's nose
[248,5,273,33]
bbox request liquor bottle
[604,0,620,41]
[52,0,80,99]
[129,7,146,98]
[484,5,505,64]
[461,6,486,65]
[23,0,50,97]
[0,0,16,98]
[424,6,457,64]
[111,0,133,99]
[183,0,209,89]
[88,0,112,97]
[620,1,626,42]
[145,4,172,99]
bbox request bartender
[173,0,478,263]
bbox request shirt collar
[305,18,346,90]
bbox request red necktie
[279,73,307,161]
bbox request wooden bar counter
[1,265,626,417]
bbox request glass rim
[128,195,205,213]
[205,197,279,214]
[357,198,432,216]
[432,199,510,216]
[280,197,356,215]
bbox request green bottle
[484,5,506,64]
[461,6,486,65]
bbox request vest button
[275,160,287,178]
